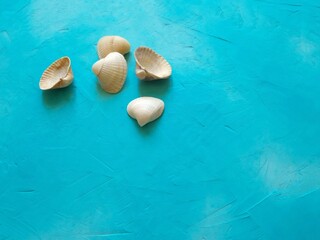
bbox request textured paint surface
[1,0,320,239]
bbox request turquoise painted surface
[1,0,320,239]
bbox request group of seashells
[39,36,172,127]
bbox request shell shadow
[138,78,171,98]
[42,85,74,108]
[124,52,132,62]
[96,81,107,96]
[132,118,161,136]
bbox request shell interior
[134,47,172,79]
[39,57,73,90]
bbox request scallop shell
[134,46,172,80]
[97,36,130,59]
[39,56,73,90]
[127,97,164,127]
[92,52,127,93]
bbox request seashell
[39,56,73,90]
[127,97,164,127]
[134,46,172,80]
[97,36,130,59]
[92,52,127,93]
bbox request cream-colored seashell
[134,46,172,80]
[127,97,165,127]
[39,56,73,90]
[97,36,130,59]
[92,52,127,93]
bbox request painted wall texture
[1,0,320,239]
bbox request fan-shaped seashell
[127,97,164,127]
[39,56,73,90]
[92,52,127,93]
[134,46,172,80]
[97,36,130,59]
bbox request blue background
[1,0,320,239]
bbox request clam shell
[134,46,172,80]
[39,56,73,90]
[127,97,164,127]
[92,52,127,93]
[97,36,130,59]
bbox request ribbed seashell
[127,97,165,127]
[134,46,172,80]
[92,52,127,93]
[97,36,130,59]
[39,56,73,90]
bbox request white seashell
[92,52,127,93]
[97,36,130,59]
[127,97,164,127]
[39,56,73,90]
[134,46,172,80]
